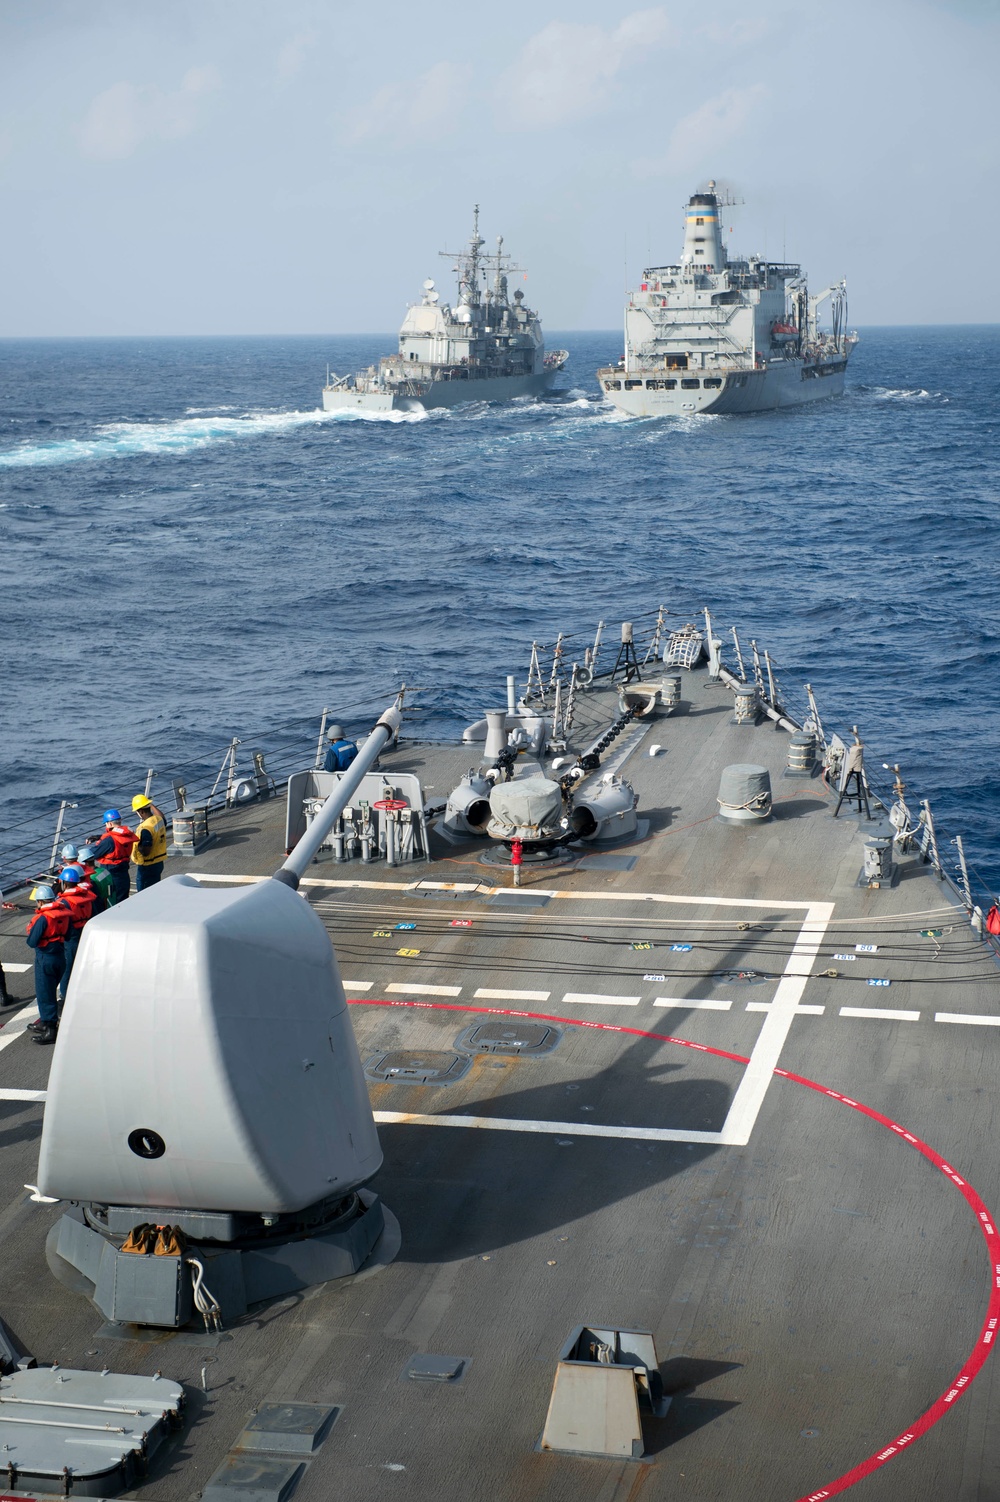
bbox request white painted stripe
[746,1002,825,1015]
[373,1110,721,1144]
[386,983,462,998]
[409,881,483,892]
[342,980,374,991]
[839,1007,920,1022]
[0,1005,40,1054]
[719,901,835,1147]
[0,962,30,973]
[654,997,732,1012]
[935,1012,1000,1027]
[474,988,551,1003]
[0,1089,46,1102]
[562,992,641,1007]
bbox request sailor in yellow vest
[130,795,168,890]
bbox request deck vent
[455,1021,561,1058]
[364,1050,471,1086]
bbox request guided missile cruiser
[322,207,568,412]
[598,181,857,416]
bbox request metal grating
[454,1021,561,1058]
[364,1050,472,1086]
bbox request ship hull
[597,356,849,417]
[324,363,565,413]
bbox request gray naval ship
[599,183,858,417]
[322,207,568,413]
[1,605,999,1502]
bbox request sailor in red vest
[56,864,96,1004]
[24,884,69,1045]
[89,808,138,904]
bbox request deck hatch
[237,1402,339,1455]
[364,1050,471,1086]
[454,1021,561,1058]
[402,1353,468,1382]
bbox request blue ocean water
[0,328,997,896]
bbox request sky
[0,0,997,335]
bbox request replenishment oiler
[322,207,568,412]
[598,181,857,416]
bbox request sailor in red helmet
[89,808,138,904]
[24,883,69,1046]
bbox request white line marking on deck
[653,997,732,1011]
[386,983,462,997]
[0,1005,40,1054]
[562,992,641,1007]
[0,1089,46,1102]
[0,963,30,973]
[935,1013,1000,1027]
[475,988,552,1003]
[343,980,374,991]
[373,1110,720,1144]
[839,1007,920,1022]
[719,901,834,1147]
[746,1002,825,1015]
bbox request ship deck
[1,668,999,1502]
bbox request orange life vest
[27,903,70,948]
[99,825,138,866]
[61,882,96,931]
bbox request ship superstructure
[323,207,567,412]
[598,182,857,416]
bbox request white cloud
[79,66,220,161]
[349,60,465,143]
[276,30,318,84]
[497,9,672,129]
[661,84,768,174]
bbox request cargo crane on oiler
[598,181,857,415]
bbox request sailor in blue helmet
[88,808,137,904]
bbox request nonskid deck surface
[1,671,998,1501]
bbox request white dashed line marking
[935,1012,1000,1027]
[474,988,552,1002]
[839,1007,920,1022]
[561,992,641,1007]
[386,983,462,997]
[654,997,733,1012]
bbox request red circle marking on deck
[351,996,1000,1500]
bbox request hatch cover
[402,1353,469,1382]
[454,1021,561,1058]
[364,1050,471,1086]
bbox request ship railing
[0,682,459,898]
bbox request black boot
[31,1023,58,1045]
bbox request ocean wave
[0,407,342,468]
[869,387,936,401]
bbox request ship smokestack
[681,181,727,272]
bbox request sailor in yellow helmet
[130,794,169,890]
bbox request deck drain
[454,1021,561,1058]
[364,1050,471,1086]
